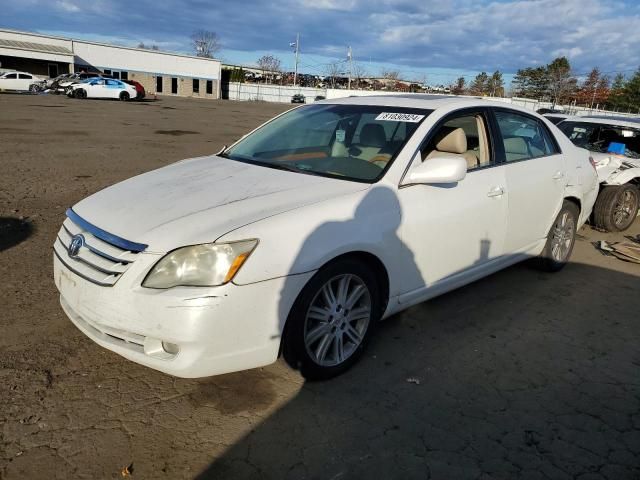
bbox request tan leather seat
[352,123,387,161]
[426,127,479,169]
[503,137,530,161]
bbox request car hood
[72,155,369,252]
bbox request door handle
[487,186,505,197]
[552,171,565,180]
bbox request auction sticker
[375,112,425,122]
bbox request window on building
[206,80,213,94]
[171,77,178,94]
[193,78,200,93]
[112,71,120,80]
[156,76,163,92]
[120,71,128,80]
[103,69,112,76]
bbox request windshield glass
[559,121,640,159]
[222,104,431,182]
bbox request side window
[495,111,558,162]
[19,74,32,79]
[421,113,492,171]
[5,73,17,79]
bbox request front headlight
[142,239,258,289]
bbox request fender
[604,166,640,186]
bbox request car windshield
[222,104,430,182]
[558,121,640,159]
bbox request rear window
[559,121,640,159]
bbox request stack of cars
[53,72,102,95]
[557,115,640,231]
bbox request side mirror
[404,155,467,185]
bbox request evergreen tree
[469,72,489,96]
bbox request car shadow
[196,258,640,479]
[0,217,34,252]
[194,185,640,479]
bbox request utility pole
[347,46,353,90]
[290,33,300,87]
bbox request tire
[282,259,381,380]
[119,91,130,101]
[593,184,639,232]
[537,200,579,272]
[74,89,87,99]
[29,84,39,94]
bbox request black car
[291,94,306,104]
[314,95,326,101]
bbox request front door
[48,64,58,78]
[397,110,508,301]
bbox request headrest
[360,123,387,148]
[435,127,467,154]
[503,137,529,155]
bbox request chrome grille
[54,211,145,286]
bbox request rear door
[492,108,566,253]
[18,73,33,91]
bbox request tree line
[512,57,640,112]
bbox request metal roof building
[0,28,222,98]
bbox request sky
[3,0,640,86]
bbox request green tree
[512,66,548,99]
[451,76,466,95]
[621,69,640,112]
[546,57,577,107]
[469,72,489,96]
[487,70,504,97]
[607,73,627,110]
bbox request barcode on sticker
[375,112,425,123]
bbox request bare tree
[256,55,282,84]
[351,62,368,88]
[191,30,221,58]
[325,62,342,88]
[381,69,400,81]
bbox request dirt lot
[1,93,639,480]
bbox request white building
[0,28,221,98]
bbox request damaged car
[558,116,640,231]
[53,96,598,380]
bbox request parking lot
[1,93,639,480]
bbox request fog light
[162,341,180,355]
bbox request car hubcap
[550,211,574,262]
[304,274,371,367]
[613,190,636,227]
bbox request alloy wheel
[303,273,371,367]
[550,211,575,262]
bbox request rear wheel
[537,200,579,272]
[119,91,130,101]
[283,259,380,380]
[593,184,639,232]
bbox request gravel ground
[1,93,639,480]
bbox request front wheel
[29,84,40,94]
[283,259,381,380]
[537,200,579,272]
[593,184,639,232]
[119,91,130,101]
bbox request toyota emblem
[68,234,84,258]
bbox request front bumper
[54,253,313,378]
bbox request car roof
[316,94,537,115]
[1,70,34,75]
[560,115,640,129]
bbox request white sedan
[68,77,137,101]
[0,70,44,92]
[53,96,598,379]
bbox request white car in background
[558,116,640,231]
[53,96,598,380]
[68,77,137,101]
[0,70,44,92]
